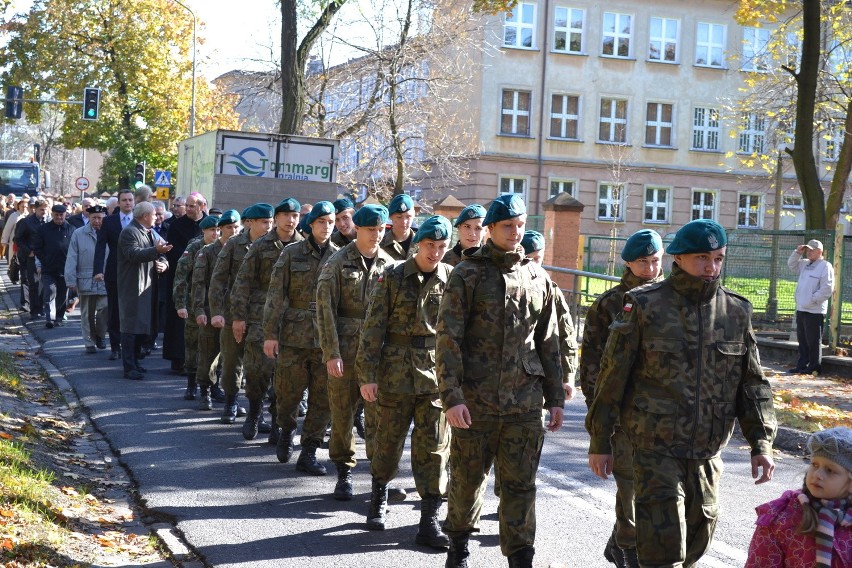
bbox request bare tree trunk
[826,99,852,228]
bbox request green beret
[243,203,274,220]
[483,194,526,226]
[333,198,355,214]
[521,230,545,254]
[352,204,388,227]
[199,215,219,230]
[622,229,663,261]
[298,215,311,235]
[666,219,727,255]
[218,209,240,227]
[306,201,335,226]
[274,197,301,215]
[388,194,414,215]
[413,215,452,244]
[454,204,486,227]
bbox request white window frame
[597,182,626,221]
[649,17,679,63]
[695,22,726,68]
[738,112,765,154]
[601,12,632,58]
[500,89,532,136]
[823,122,845,162]
[691,189,717,221]
[691,106,720,151]
[499,175,529,205]
[550,93,580,140]
[504,2,537,49]
[742,26,771,72]
[737,193,763,229]
[645,102,674,147]
[549,177,577,198]
[598,97,628,143]
[782,195,803,209]
[643,185,670,224]
[553,6,584,54]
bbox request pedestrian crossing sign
[156,187,169,200]
[154,170,171,187]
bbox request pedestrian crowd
[7,186,851,568]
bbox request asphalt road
[29,318,805,568]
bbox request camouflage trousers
[242,323,275,407]
[196,323,220,387]
[275,345,329,448]
[632,448,722,568]
[183,317,199,375]
[371,391,449,498]
[612,426,636,549]
[443,412,544,557]
[219,324,244,396]
[327,368,376,468]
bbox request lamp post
[766,144,791,321]
[173,0,196,137]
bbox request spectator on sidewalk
[33,204,73,329]
[65,204,108,353]
[788,239,835,376]
[117,202,172,380]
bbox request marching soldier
[231,198,303,441]
[317,204,393,501]
[356,215,453,548]
[263,201,338,474]
[330,197,356,248]
[380,194,417,261]
[442,204,485,267]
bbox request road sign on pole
[74,177,90,191]
[156,187,169,200]
[153,170,171,187]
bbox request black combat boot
[295,440,326,476]
[256,407,272,434]
[445,534,470,568]
[415,495,449,549]
[268,424,281,445]
[221,395,238,424]
[242,399,262,440]
[198,385,213,411]
[211,383,226,403]
[183,373,197,400]
[276,428,295,463]
[333,463,353,501]
[353,404,365,439]
[365,479,387,530]
[622,548,640,568]
[603,528,626,567]
[507,546,534,568]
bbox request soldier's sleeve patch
[623,303,633,313]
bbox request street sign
[154,170,171,187]
[156,187,169,200]
[74,177,90,191]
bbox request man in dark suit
[67,198,95,230]
[93,189,135,360]
[117,202,172,379]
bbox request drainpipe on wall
[534,0,551,216]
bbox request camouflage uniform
[356,257,451,498]
[263,238,338,452]
[230,230,302,409]
[172,237,205,378]
[585,263,777,567]
[441,242,466,267]
[437,240,563,557]
[207,232,254,397]
[330,231,351,249]
[380,228,417,261]
[316,242,393,468]
[191,239,225,388]
[578,268,661,554]
[553,287,578,389]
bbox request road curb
[773,425,809,455]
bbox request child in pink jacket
[746,427,852,568]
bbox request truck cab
[0,160,45,198]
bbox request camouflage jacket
[436,240,564,416]
[578,269,662,405]
[380,228,417,261]
[316,242,393,363]
[172,237,204,313]
[355,257,452,395]
[585,263,777,459]
[190,239,224,319]
[262,238,338,349]
[330,231,352,248]
[442,242,465,267]
[207,232,255,323]
[554,286,579,388]
[230,230,302,324]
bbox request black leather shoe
[136,365,147,373]
[96,338,107,350]
[124,370,144,380]
[333,464,353,501]
[45,322,54,329]
[211,384,226,403]
[85,346,97,354]
[109,350,120,361]
[787,367,806,374]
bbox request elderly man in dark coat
[117,202,172,380]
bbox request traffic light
[134,163,145,188]
[5,86,22,120]
[82,87,101,121]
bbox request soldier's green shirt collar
[468,239,526,270]
[621,267,664,290]
[402,256,449,283]
[668,263,721,303]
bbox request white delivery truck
[176,130,341,210]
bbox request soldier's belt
[289,300,317,311]
[337,308,365,319]
[385,333,436,348]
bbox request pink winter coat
[745,490,851,568]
